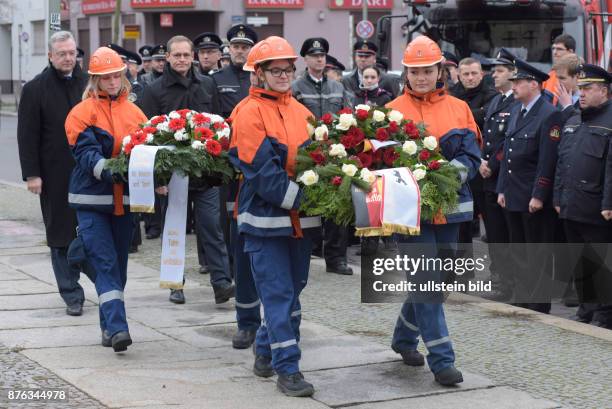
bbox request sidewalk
[0,220,564,409]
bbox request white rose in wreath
[423,136,438,150]
[191,140,204,150]
[174,129,189,141]
[359,168,376,184]
[329,143,348,158]
[387,110,404,123]
[299,170,319,186]
[168,111,181,119]
[342,163,358,177]
[372,110,386,123]
[336,113,357,131]
[402,140,418,155]
[412,165,427,181]
[355,104,371,112]
[307,122,315,137]
[314,125,328,141]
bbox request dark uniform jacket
[211,63,250,118]
[17,64,87,247]
[354,86,393,107]
[450,81,499,131]
[140,69,163,87]
[497,95,563,212]
[482,92,519,192]
[139,63,220,118]
[554,100,612,226]
[342,70,400,99]
[291,72,353,119]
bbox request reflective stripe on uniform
[450,159,468,183]
[270,339,297,350]
[99,289,124,304]
[447,201,473,215]
[280,181,299,210]
[93,158,106,180]
[238,212,321,229]
[398,312,419,332]
[68,194,130,206]
[425,336,451,348]
[296,93,344,100]
[235,299,261,309]
[291,310,301,317]
[226,202,235,212]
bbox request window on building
[99,16,112,47]
[245,12,283,40]
[32,20,45,55]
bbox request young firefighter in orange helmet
[229,36,321,397]
[65,47,147,352]
[385,35,482,386]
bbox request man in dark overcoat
[17,31,89,316]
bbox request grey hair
[48,31,75,52]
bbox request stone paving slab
[0,279,56,295]
[307,361,493,407]
[348,386,562,409]
[127,301,237,329]
[0,321,169,349]
[0,268,31,280]
[0,306,101,329]
[0,293,96,311]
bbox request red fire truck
[378,0,611,70]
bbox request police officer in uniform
[497,59,563,313]
[342,40,399,99]
[292,38,354,275]
[137,45,153,80]
[554,64,612,329]
[220,46,231,68]
[324,55,345,82]
[140,44,166,87]
[212,25,257,118]
[193,32,222,76]
[481,49,519,300]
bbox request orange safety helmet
[243,41,264,72]
[402,36,444,68]
[88,47,126,75]
[253,36,298,68]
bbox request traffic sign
[356,20,375,39]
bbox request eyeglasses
[264,66,296,77]
[170,53,192,59]
[551,46,567,52]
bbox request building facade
[3,0,412,92]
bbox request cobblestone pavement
[2,182,611,409]
[0,344,106,409]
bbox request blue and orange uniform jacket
[386,85,482,224]
[229,87,321,237]
[65,90,147,215]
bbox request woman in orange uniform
[386,36,482,385]
[229,36,321,397]
[65,47,147,352]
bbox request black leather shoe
[199,265,209,274]
[326,263,353,275]
[232,329,256,349]
[128,245,138,254]
[111,331,132,352]
[434,366,463,386]
[399,349,425,366]
[253,355,274,378]
[101,330,112,347]
[213,283,235,304]
[66,304,83,316]
[145,231,160,240]
[169,289,185,304]
[277,372,314,397]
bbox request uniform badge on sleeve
[549,125,561,141]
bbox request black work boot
[253,355,274,378]
[232,329,256,349]
[66,303,83,316]
[169,289,185,304]
[399,349,425,366]
[111,331,132,352]
[434,366,463,386]
[326,262,353,275]
[213,283,235,304]
[101,330,112,347]
[277,372,314,397]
